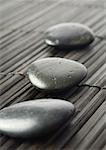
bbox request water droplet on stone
[0,99,75,138]
[27,57,87,92]
[45,23,95,48]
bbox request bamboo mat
[0,0,106,150]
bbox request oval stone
[45,23,95,47]
[0,99,75,138]
[27,57,87,91]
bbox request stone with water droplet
[27,57,87,91]
[45,23,95,48]
[0,99,75,138]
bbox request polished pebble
[0,99,75,138]
[45,23,95,48]
[27,57,87,91]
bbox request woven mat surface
[0,0,106,150]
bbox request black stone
[0,99,75,138]
[45,23,95,48]
[27,57,87,91]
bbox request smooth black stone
[0,99,75,138]
[45,23,95,48]
[27,57,87,91]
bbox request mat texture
[0,0,106,150]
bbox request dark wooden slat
[63,101,106,150]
